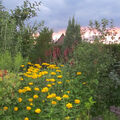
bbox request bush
[68,42,115,115]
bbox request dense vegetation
[0,0,120,120]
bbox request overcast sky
[3,0,120,32]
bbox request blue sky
[3,0,120,32]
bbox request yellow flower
[74,99,80,104]
[20,65,24,67]
[18,89,23,93]
[63,94,69,98]
[56,96,62,101]
[3,106,8,110]
[56,70,61,72]
[60,65,64,67]
[20,77,23,81]
[30,103,33,106]
[77,72,82,75]
[51,72,56,75]
[58,81,62,84]
[50,78,55,82]
[51,101,57,105]
[83,82,87,85]
[29,82,33,85]
[41,87,49,93]
[66,103,72,109]
[35,108,41,113]
[65,116,70,120]
[47,84,52,87]
[33,95,39,99]
[28,98,33,102]
[66,80,70,82]
[14,107,18,111]
[34,87,40,91]
[26,106,31,111]
[52,83,55,85]
[46,79,50,81]
[27,62,31,65]
[67,91,70,94]
[24,117,29,120]
[57,75,63,78]
[18,98,22,102]
[47,93,56,99]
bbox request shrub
[68,42,115,115]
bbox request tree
[62,17,82,62]
[31,27,53,63]
[63,17,82,49]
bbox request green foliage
[31,27,53,62]
[0,0,43,58]
[0,51,13,71]
[10,0,41,27]
[0,50,28,72]
[68,42,115,116]
[63,17,82,49]
[88,18,114,43]
[14,52,24,72]
[0,72,21,115]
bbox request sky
[2,0,120,32]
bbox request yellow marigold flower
[51,72,56,75]
[33,95,38,99]
[56,70,61,72]
[42,63,49,66]
[60,65,64,67]
[77,72,82,75]
[34,87,40,91]
[52,83,55,85]
[14,107,18,111]
[3,106,8,110]
[63,94,69,98]
[28,98,33,102]
[24,117,29,120]
[67,91,70,94]
[65,116,70,120]
[26,106,31,111]
[30,103,33,106]
[66,80,70,82]
[56,96,62,101]
[57,75,62,78]
[35,108,41,114]
[18,89,23,93]
[83,82,87,85]
[43,71,48,75]
[41,87,49,93]
[58,81,62,84]
[24,86,31,92]
[51,93,56,97]
[74,99,80,104]
[20,77,23,81]
[50,78,55,82]
[47,94,52,99]
[18,98,22,102]
[47,84,52,87]
[20,65,24,67]
[29,82,33,85]
[27,62,31,65]
[66,103,72,109]
[51,101,57,105]
[55,67,60,69]
[46,79,50,81]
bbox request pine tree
[63,17,82,49]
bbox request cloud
[2,0,120,31]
